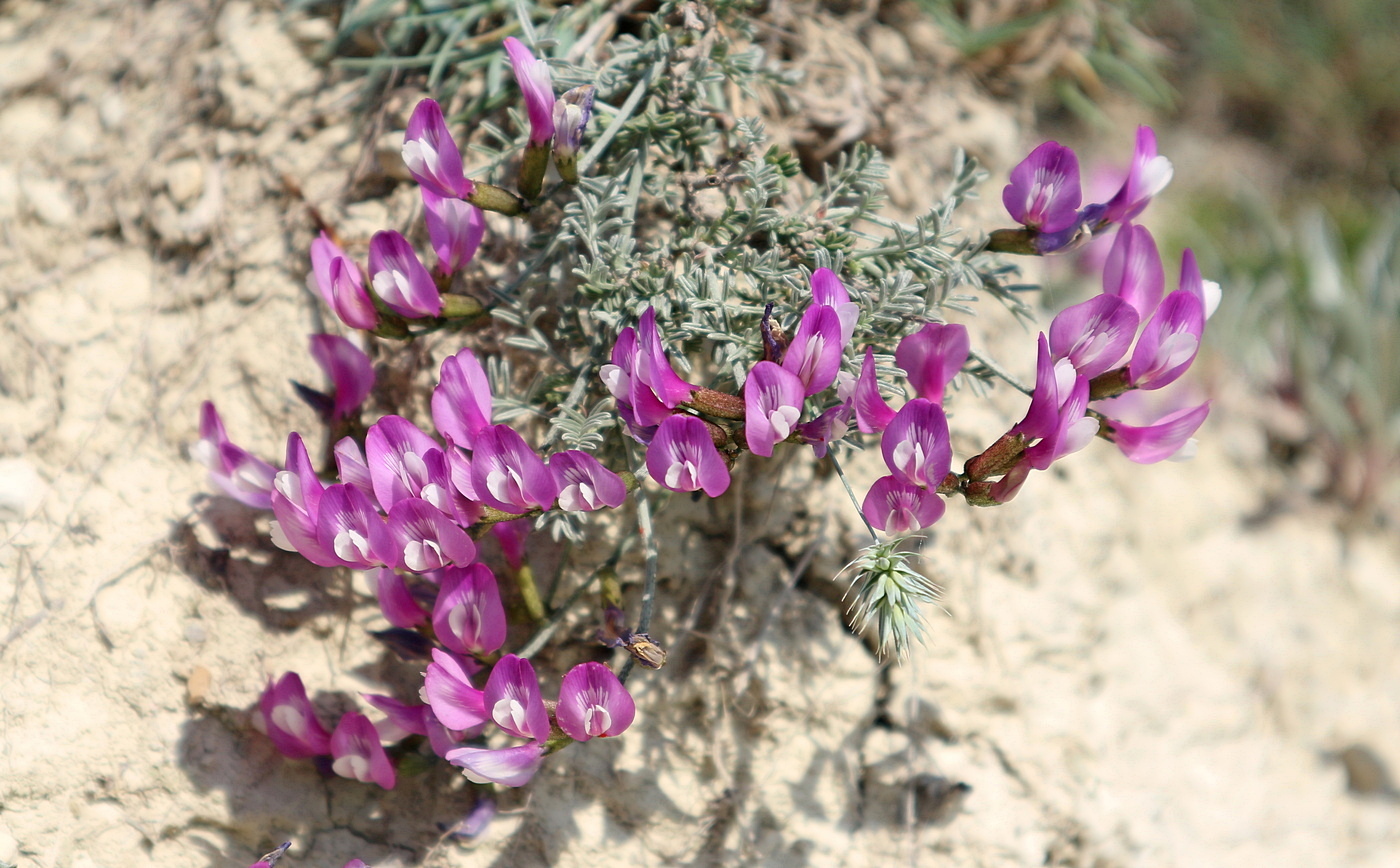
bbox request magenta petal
[309,334,375,421]
[402,98,471,198]
[368,230,442,318]
[810,268,859,347]
[422,188,485,275]
[1047,294,1138,380]
[1102,223,1165,322]
[795,400,852,458]
[548,450,628,511]
[744,361,805,457]
[470,425,559,513]
[445,741,544,788]
[781,305,843,396]
[330,711,396,789]
[365,415,446,511]
[1003,141,1082,232]
[386,498,476,572]
[1107,401,1210,464]
[374,567,427,628]
[492,517,531,570]
[635,308,696,408]
[260,672,331,759]
[1128,289,1205,390]
[362,693,429,740]
[1100,126,1173,225]
[894,322,969,404]
[852,347,897,433]
[309,232,348,309]
[556,661,635,741]
[1025,374,1097,470]
[880,399,952,489]
[432,563,507,655]
[334,436,376,503]
[861,474,946,535]
[326,257,379,331]
[270,433,338,567]
[315,484,392,569]
[1012,335,1061,441]
[431,350,494,450]
[503,38,555,146]
[193,402,276,509]
[1178,248,1221,319]
[646,414,730,497]
[484,655,551,742]
[424,648,489,731]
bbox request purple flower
[492,517,531,570]
[431,350,494,450]
[848,347,896,433]
[810,267,859,347]
[432,563,507,656]
[549,450,627,511]
[1104,402,1210,463]
[646,414,730,497]
[193,401,277,509]
[422,188,485,276]
[374,566,427,629]
[552,85,595,160]
[368,230,442,318]
[258,672,331,759]
[781,305,843,395]
[446,741,545,787]
[365,415,452,513]
[503,38,555,146]
[484,655,551,741]
[1011,335,1064,441]
[309,233,378,330]
[1099,126,1173,225]
[1178,247,1221,319]
[334,436,376,501]
[744,361,804,457]
[894,322,969,404]
[308,334,374,421]
[556,661,635,741]
[402,98,472,198]
[1047,294,1138,379]
[600,325,673,430]
[1023,371,1097,470]
[362,693,429,742]
[424,648,489,731]
[330,711,396,789]
[861,474,946,535]
[1003,141,1082,232]
[247,842,291,868]
[635,307,697,408]
[386,497,476,572]
[470,424,559,513]
[269,433,337,567]
[880,399,952,490]
[795,400,852,459]
[315,483,393,569]
[446,796,498,840]
[1101,223,1164,321]
[1128,289,1205,391]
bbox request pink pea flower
[309,233,379,330]
[446,796,498,840]
[424,648,490,731]
[556,661,635,741]
[422,188,485,277]
[1128,289,1205,391]
[365,415,452,513]
[880,399,952,490]
[795,400,852,458]
[368,230,442,318]
[1101,223,1165,321]
[470,424,559,513]
[1099,126,1173,225]
[248,842,290,868]
[362,693,430,742]
[634,307,697,409]
[385,497,476,572]
[424,706,471,757]
[549,450,627,511]
[810,267,859,347]
[1003,140,1082,233]
[443,441,485,526]
[485,654,551,741]
[431,350,494,450]
[1047,294,1138,380]
[1011,335,1065,442]
[781,305,843,395]
[895,322,969,404]
[1023,370,1097,470]
[374,566,427,629]
[330,711,396,789]
[432,563,507,656]
[847,347,896,433]
[1103,401,1211,463]
[258,672,331,759]
[744,361,805,457]
[552,84,595,166]
[193,401,277,509]
[1178,248,1222,320]
[269,433,337,567]
[646,414,730,497]
[334,436,376,502]
[600,325,672,431]
[503,38,555,146]
[861,474,946,535]
[308,334,374,421]
[402,98,472,199]
[315,483,393,569]
[491,517,531,570]
[445,741,545,787]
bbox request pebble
[20,174,76,226]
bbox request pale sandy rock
[0,96,62,157]
[163,156,206,206]
[19,174,77,226]
[97,89,126,131]
[0,162,20,219]
[864,24,914,73]
[0,40,52,95]
[0,457,46,519]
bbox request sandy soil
[2,1,1398,866]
